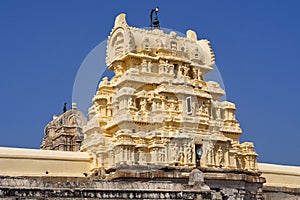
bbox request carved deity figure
[100,77,108,86]
[115,64,123,76]
[192,68,197,79]
[169,64,174,74]
[185,144,193,163]
[140,99,147,111]
[161,101,166,110]
[236,156,242,169]
[141,60,148,72]
[70,116,78,126]
[250,157,256,170]
[172,144,179,162]
[158,148,165,162]
[128,98,133,107]
[183,65,189,77]
[128,98,135,108]
[169,102,176,111]
[228,110,235,120]
[179,152,185,164]
[158,59,166,74]
[157,102,161,110]
[204,141,215,165]
[178,66,184,78]
[165,60,169,72]
[192,102,197,113]
[141,38,150,50]
[217,146,225,166]
[159,64,164,74]
[139,152,146,163]
[200,102,209,115]
[197,69,203,80]
[151,102,156,111]
[215,108,221,120]
[156,39,163,49]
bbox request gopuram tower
[81,13,258,174]
[76,13,266,199]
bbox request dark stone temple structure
[40,103,87,151]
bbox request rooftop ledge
[0,147,91,161]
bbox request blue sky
[0,1,299,166]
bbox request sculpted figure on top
[80,14,258,172]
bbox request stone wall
[263,186,300,200]
[259,163,300,200]
[1,167,299,199]
[0,176,212,200]
[0,166,265,200]
[0,147,92,177]
[1,176,299,199]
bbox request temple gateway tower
[81,14,258,173]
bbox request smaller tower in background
[40,102,87,152]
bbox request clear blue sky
[0,1,299,166]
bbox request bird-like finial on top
[63,102,67,113]
[150,7,160,30]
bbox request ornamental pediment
[106,14,215,68]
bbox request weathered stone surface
[40,103,87,152]
[263,186,300,200]
[189,169,204,184]
[0,167,267,200]
[0,177,212,199]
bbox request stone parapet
[263,186,300,200]
[258,163,300,188]
[0,173,264,200]
[0,147,92,177]
[259,163,300,200]
[0,176,213,199]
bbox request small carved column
[224,143,230,168]
[114,62,123,77]
[158,60,165,74]
[178,65,184,78]
[184,143,194,166]
[149,147,159,163]
[96,150,106,168]
[183,64,189,78]
[141,59,148,73]
[115,132,135,165]
[197,69,203,80]
[90,150,99,172]
[136,138,148,165]
[107,148,115,168]
[168,63,174,75]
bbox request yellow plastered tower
[80,13,258,172]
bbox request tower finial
[63,102,67,113]
[150,7,160,30]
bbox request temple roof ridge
[106,13,215,68]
